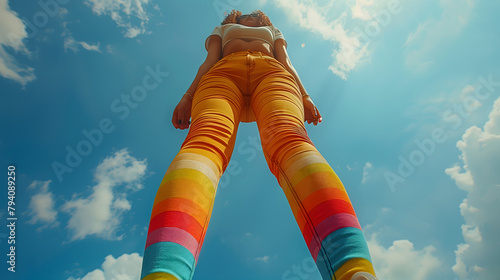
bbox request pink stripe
[146,227,199,257]
[307,213,361,260]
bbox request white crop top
[205,24,286,51]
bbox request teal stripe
[141,242,195,280]
[315,227,371,279]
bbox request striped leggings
[141,50,375,280]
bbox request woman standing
[141,10,378,280]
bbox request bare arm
[185,35,223,97]
[273,39,322,125]
[172,35,223,129]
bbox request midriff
[222,38,274,58]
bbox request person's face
[238,13,260,26]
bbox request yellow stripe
[290,162,333,186]
[159,168,214,190]
[167,159,219,192]
[142,272,180,280]
[155,169,215,210]
[333,258,376,280]
[294,172,345,204]
[284,154,328,178]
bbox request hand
[303,95,322,125]
[172,94,192,129]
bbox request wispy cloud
[446,97,500,280]
[362,161,373,184]
[274,0,401,80]
[62,148,147,241]
[274,0,365,80]
[351,0,374,21]
[67,253,142,280]
[404,0,475,72]
[79,41,102,52]
[254,255,270,263]
[62,22,102,53]
[0,0,36,87]
[84,0,152,38]
[26,180,60,230]
[59,7,69,17]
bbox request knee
[180,123,237,172]
[260,125,315,163]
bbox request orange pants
[141,50,376,280]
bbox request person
[140,10,377,280]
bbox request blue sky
[1,0,499,279]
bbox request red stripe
[308,199,356,228]
[151,197,207,223]
[148,211,203,242]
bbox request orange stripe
[151,197,208,225]
[301,187,351,213]
[280,177,306,228]
[281,173,352,238]
[158,169,214,196]
[293,171,345,203]
[154,178,214,211]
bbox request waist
[222,39,274,58]
[222,49,273,59]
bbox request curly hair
[221,10,273,26]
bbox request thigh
[182,75,245,172]
[251,73,313,170]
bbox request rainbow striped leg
[140,150,221,280]
[253,75,376,279]
[276,148,376,280]
[141,76,243,280]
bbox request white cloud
[274,0,365,80]
[445,97,500,280]
[274,0,400,80]
[64,36,79,52]
[79,41,101,52]
[362,161,373,184]
[84,0,152,38]
[59,7,69,17]
[26,180,60,230]
[62,149,147,241]
[68,253,142,280]
[352,0,374,21]
[404,0,475,71]
[62,22,102,53]
[0,0,36,86]
[254,256,270,263]
[367,235,441,280]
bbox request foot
[351,272,378,280]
